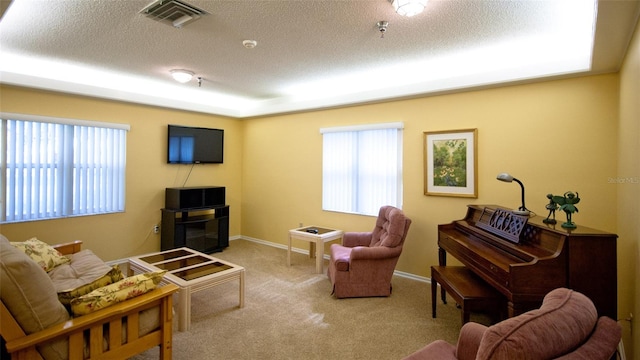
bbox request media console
[161,187,229,253]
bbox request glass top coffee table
[288,226,343,274]
[128,247,244,331]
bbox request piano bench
[431,265,504,325]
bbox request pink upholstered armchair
[403,288,622,360]
[327,206,411,298]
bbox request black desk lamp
[496,172,530,216]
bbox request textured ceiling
[1,0,639,118]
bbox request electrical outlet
[299,222,303,228]
[153,224,160,234]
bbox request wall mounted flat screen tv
[167,125,224,164]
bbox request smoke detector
[140,0,208,28]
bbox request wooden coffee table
[288,226,343,273]
[129,247,244,331]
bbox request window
[0,114,129,223]
[321,122,403,216]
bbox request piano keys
[438,204,617,319]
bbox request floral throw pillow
[70,270,166,316]
[58,265,124,305]
[11,237,71,272]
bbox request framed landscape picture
[424,128,478,197]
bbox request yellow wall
[618,17,640,360]
[242,74,619,274]
[0,86,244,261]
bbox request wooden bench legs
[431,265,504,325]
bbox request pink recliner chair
[327,206,411,298]
[403,288,622,360]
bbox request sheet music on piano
[476,207,529,243]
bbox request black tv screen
[167,125,224,164]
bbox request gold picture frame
[424,129,478,197]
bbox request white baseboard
[237,235,430,283]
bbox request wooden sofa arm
[52,240,84,255]
[3,283,179,359]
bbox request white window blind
[321,122,403,216]
[1,114,128,223]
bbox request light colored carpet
[132,239,487,360]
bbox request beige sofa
[0,234,178,359]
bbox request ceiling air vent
[140,0,208,28]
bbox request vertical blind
[321,123,403,216]
[1,115,128,222]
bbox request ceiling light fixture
[170,69,194,83]
[242,40,257,49]
[390,0,428,17]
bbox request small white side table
[288,226,343,274]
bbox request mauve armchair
[327,206,411,298]
[403,288,622,360]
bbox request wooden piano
[438,204,617,319]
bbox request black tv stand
[161,187,229,253]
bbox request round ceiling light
[390,0,428,17]
[243,40,257,49]
[170,69,195,83]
